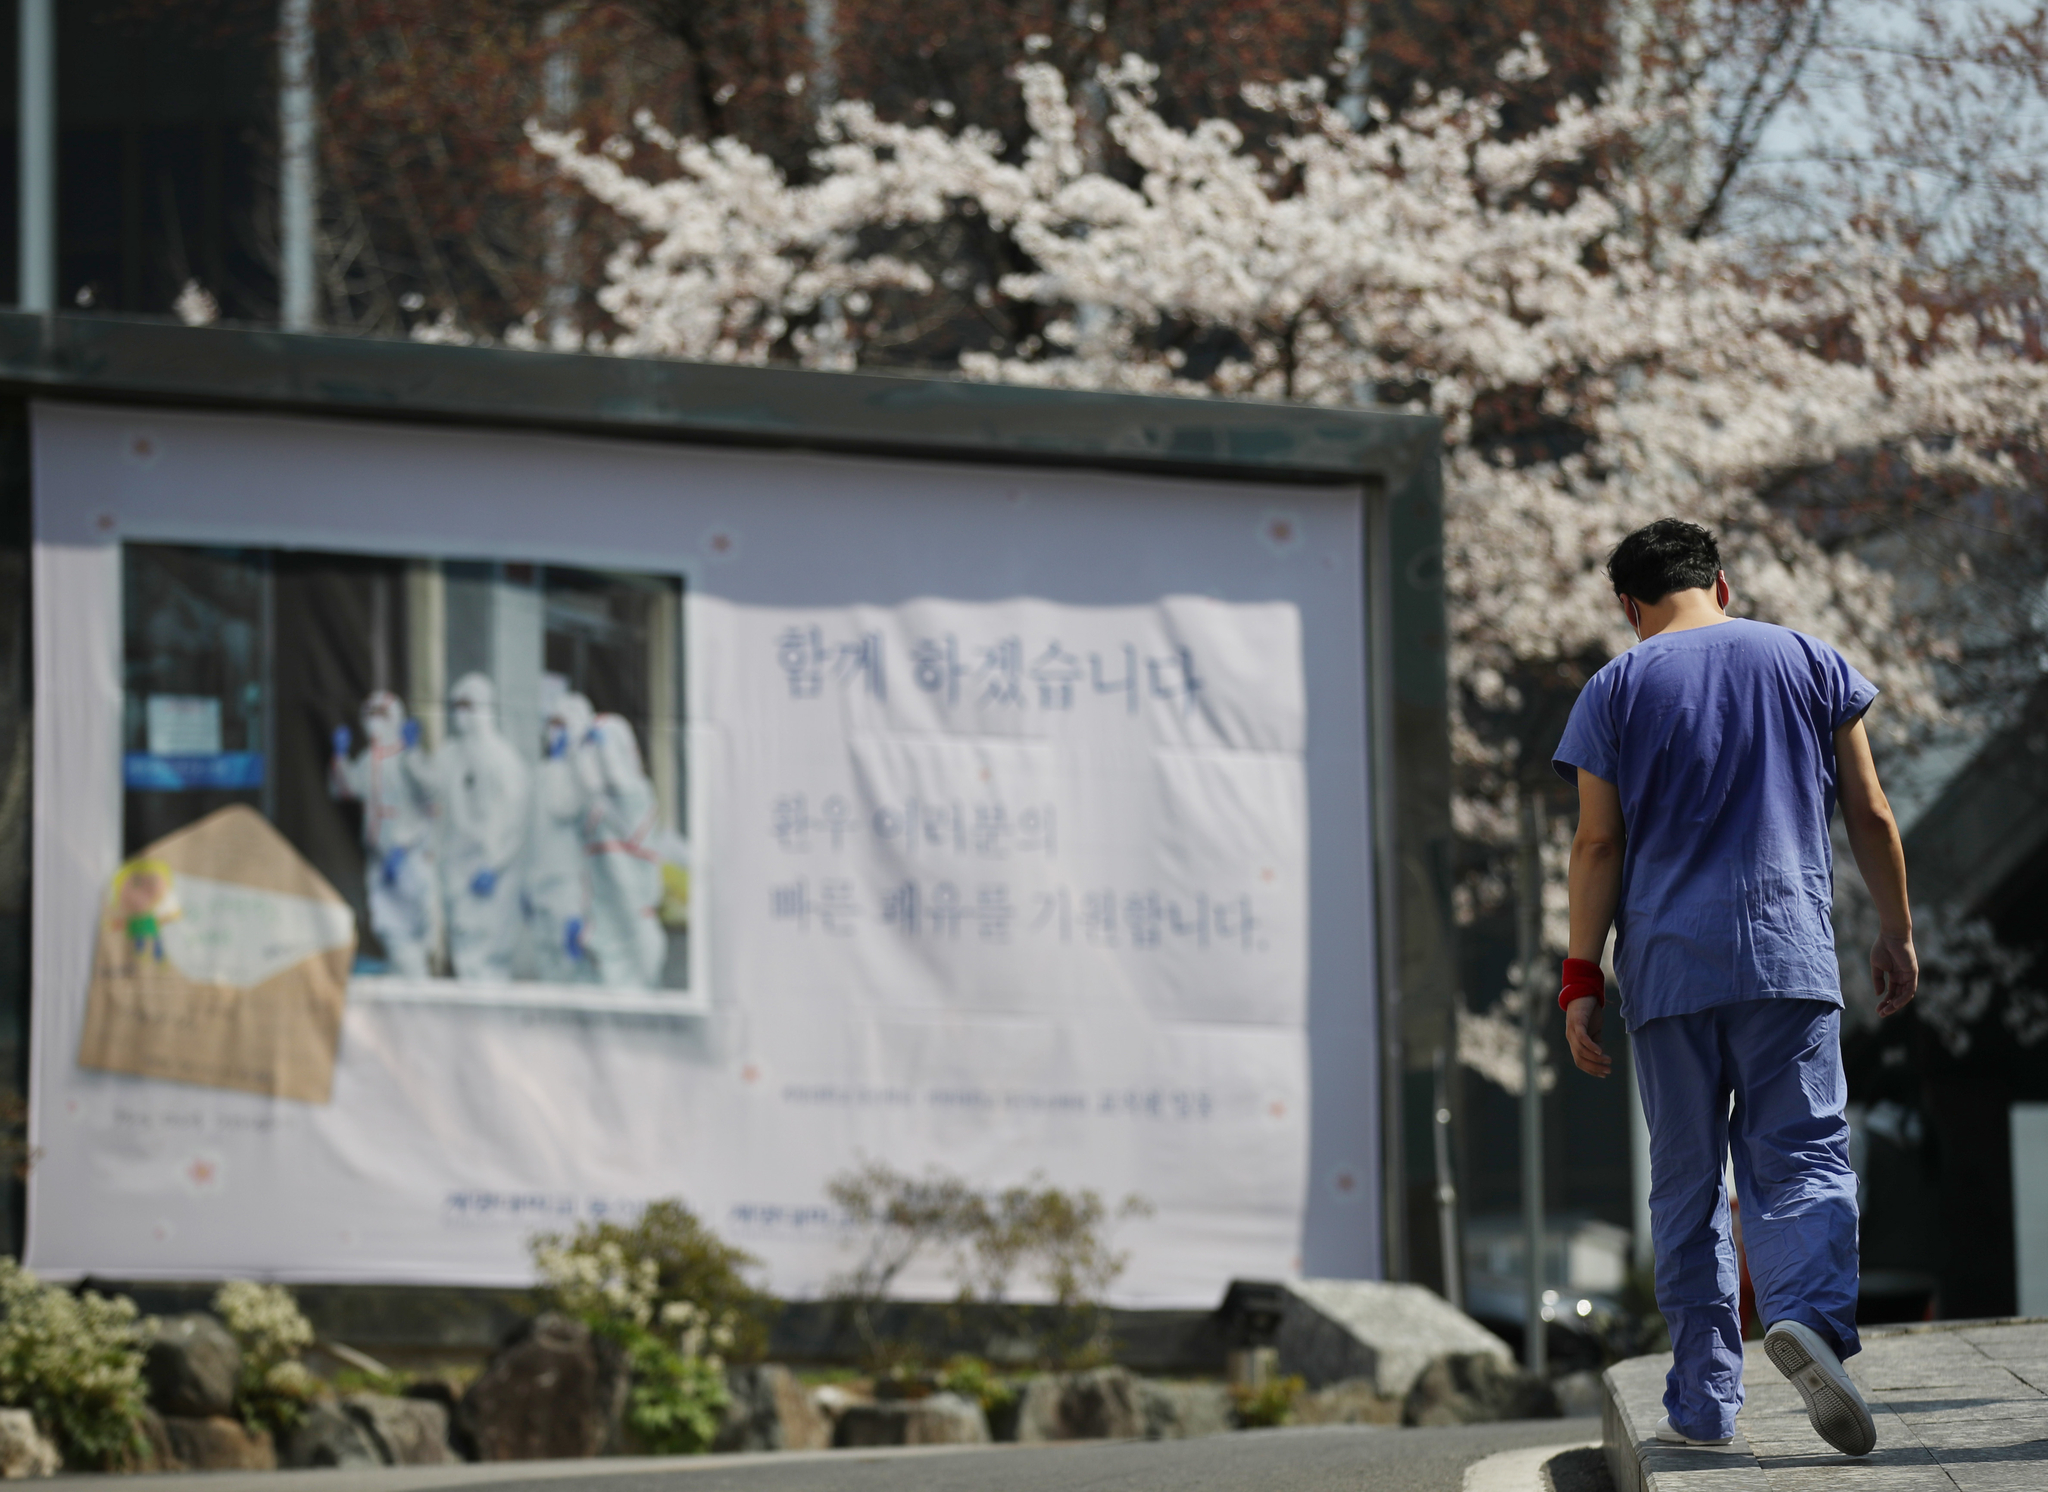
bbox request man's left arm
[1564,769,1625,1077]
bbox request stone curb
[1601,1355,1768,1492]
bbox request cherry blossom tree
[521,33,2048,1053]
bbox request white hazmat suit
[578,713,667,990]
[436,672,532,982]
[525,690,596,983]
[328,691,440,978]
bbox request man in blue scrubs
[1553,519,1918,1456]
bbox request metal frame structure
[0,311,1454,1284]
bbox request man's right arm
[1836,716,1918,1017]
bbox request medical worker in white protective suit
[328,691,440,977]
[437,673,531,982]
[577,713,667,989]
[525,689,596,982]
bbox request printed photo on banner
[117,543,693,1017]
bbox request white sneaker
[1654,1415,1733,1447]
[1764,1320,1877,1457]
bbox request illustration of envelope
[79,805,357,1103]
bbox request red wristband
[1559,957,1605,1011]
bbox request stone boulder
[809,1383,868,1441]
[159,1416,277,1471]
[715,1365,832,1453]
[0,1409,58,1478]
[283,1403,383,1468]
[1011,1367,1143,1442]
[345,1393,457,1465]
[142,1314,241,1419]
[1135,1381,1234,1440]
[128,1410,177,1473]
[1291,1376,1404,1427]
[1262,1279,1515,1397]
[1553,1370,1605,1419]
[833,1393,990,1448]
[463,1313,627,1461]
[404,1381,474,1460]
[1402,1352,1561,1426]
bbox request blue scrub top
[1552,618,1877,1028]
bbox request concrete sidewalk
[1604,1318,2048,1491]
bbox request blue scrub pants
[1632,998,1860,1441]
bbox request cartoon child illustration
[107,858,181,966]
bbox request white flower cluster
[212,1280,314,1371]
[0,1260,146,1432]
[535,1237,739,1364]
[1456,994,1557,1098]
[534,1238,661,1328]
[656,1298,736,1365]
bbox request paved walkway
[1605,1319,2048,1492]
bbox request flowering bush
[0,1258,147,1469]
[532,1202,758,1454]
[212,1281,318,1435]
[534,1238,662,1328]
[536,1199,768,1358]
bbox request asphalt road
[462,1418,1606,1492]
[69,1419,1609,1492]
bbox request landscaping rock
[1553,1370,1604,1419]
[1402,1352,1561,1426]
[1291,1376,1404,1426]
[809,1383,869,1439]
[345,1393,456,1465]
[128,1410,177,1473]
[833,1393,990,1447]
[159,1415,277,1471]
[141,1313,241,1419]
[0,1408,58,1478]
[1136,1380,1234,1439]
[1268,1279,1515,1397]
[404,1381,474,1460]
[283,1403,383,1468]
[463,1313,628,1460]
[1012,1367,1143,1442]
[715,1365,832,1453]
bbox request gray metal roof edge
[0,312,1440,485]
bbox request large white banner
[696,595,1310,1297]
[27,402,1377,1303]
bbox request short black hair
[1607,519,1720,604]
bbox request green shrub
[213,1281,319,1435]
[0,1257,147,1469]
[1230,1374,1305,1429]
[331,1365,410,1397]
[621,1328,730,1455]
[935,1355,1018,1416]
